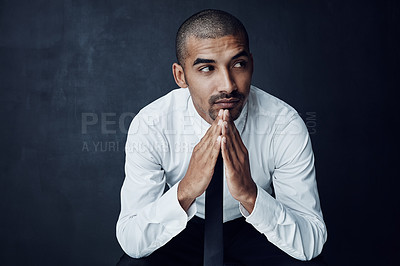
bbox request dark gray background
[0,0,398,265]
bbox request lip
[214,98,240,109]
[215,98,240,104]
[215,102,238,109]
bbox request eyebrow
[192,50,249,67]
[231,50,249,60]
[192,58,215,66]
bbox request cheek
[236,71,252,83]
[188,85,213,110]
[188,80,214,101]
[195,89,212,107]
[234,72,252,92]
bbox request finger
[212,112,223,152]
[227,119,246,154]
[220,109,228,135]
[224,125,239,162]
[216,109,224,124]
[207,109,224,132]
[226,121,249,164]
[200,110,223,148]
[224,109,241,142]
[201,127,222,173]
[221,135,237,176]
[224,109,230,122]
[206,121,222,151]
[221,120,227,136]
[215,135,222,154]
[221,135,231,167]
[207,134,222,166]
[202,110,223,152]
[209,109,224,135]
[218,108,224,118]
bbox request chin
[229,108,242,121]
[227,105,244,121]
[209,104,243,121]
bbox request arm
[241,114,327,261]
[116,114,196,258]
[116,111,224,258]
[178,110,224,211]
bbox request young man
[117,9,327,265]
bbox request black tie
[204,154,224,266]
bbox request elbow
[116,219,147,259]
[304,220,328,261]
[273,221,327,262]
[288,218,327,261]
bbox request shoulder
[248,85,297,117]
[248,85,299,128]
[139,88,190,118]
[128,87,190,139]
[126,88,190,159]
[131,88,190,130]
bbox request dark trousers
[117,216,326,266]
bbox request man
[117,9,327,265]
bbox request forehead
[185,35,248,64]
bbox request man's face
[181,35,253,124]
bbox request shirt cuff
[239,185,283,233]
[155,181,197,230]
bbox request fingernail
[224,121,228,128]
[218,109,223,116]
[222,136,226,143]
[225,109,229,117]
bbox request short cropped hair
[175,9,249,66]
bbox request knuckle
[193,145,200,153]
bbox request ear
[172,63,188,88]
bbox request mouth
[214,98,240,108]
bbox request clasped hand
[178,109,257,213]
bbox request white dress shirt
[116,85,327,260]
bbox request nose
[218,68,236,94]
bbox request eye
[233,61,247,68]
[199,66,214,72]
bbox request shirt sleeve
[240,113,327,261]
[116,113,197,258]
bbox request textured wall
[0,0,398,265]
